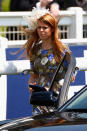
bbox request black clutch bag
[30,91,58,107]
[29,84,46,92]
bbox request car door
[30,53,76,111]
[58,53,76,108]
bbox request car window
[65,89,87,109]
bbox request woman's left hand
[70,76,75,82]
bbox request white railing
[0,37,87,76]
[0,7,87,40]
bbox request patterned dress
[29,42,70,114]
[29,43,69,92]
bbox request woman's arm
[28,73,39,94]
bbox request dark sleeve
[61,0,77,10]
[10,0,38,11]
[19,0,35,11]
[53,0,77,10]
[19,0,31,11]
[0,0,2,11]
[10,0,18,11]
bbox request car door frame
[57,53,76,108]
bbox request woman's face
[37,21,53,40]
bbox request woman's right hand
[28,73,38,94]
[28,82,37,94]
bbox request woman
[21,8,76,114]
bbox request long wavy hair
[20,13,70,63]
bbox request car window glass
[66,89,87,109]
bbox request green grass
[0,0,10,37]
[2,0,10,11]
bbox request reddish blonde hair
[22,13,70,63]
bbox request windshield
[65,89,87,110]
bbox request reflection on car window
[66,90,87,109]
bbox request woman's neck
[42,39,53,50]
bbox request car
[1,53,87,130]
[0,85,87,130]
